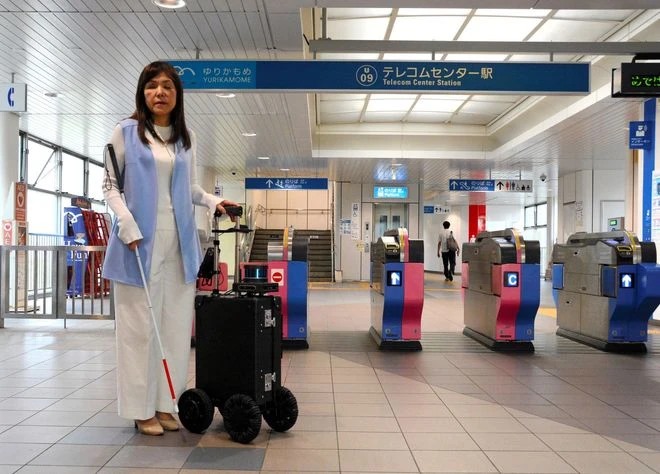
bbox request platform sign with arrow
[494,179,533,193]
[448,179,494,192]
[245,177,328,190]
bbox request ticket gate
[242,228,309,349]
[461,228,540,351]
[370,228,424,351]
[552,231,660,352]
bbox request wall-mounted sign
[629,121,654,149]
[244,177,328,190]
[0,83,27,112]
[374,186,408,199]
[423,205,451,214]
[14,182,27,221]
[169,60,590,94]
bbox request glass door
[373,203,408,242]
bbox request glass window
[88,162,105,201]
[27,140,58,191]
[62,152,85,197]
[524,206,535,228]
[26,190,58,234]
[536,203,547,226]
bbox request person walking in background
[437,220,459,282]
[102,61,238,436]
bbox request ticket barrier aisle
[241,229,309,349]
[370,228,424,351]
[552,231,660,352]
[461,228,540,352]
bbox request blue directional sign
[244,177,328,190]
[387,270,402,287]
[449,179,495,192]
[620,272,634,288]
[374,186,408,199]
[168,60,590,94]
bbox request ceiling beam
[309,40,660,55]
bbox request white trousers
[114,228,195,420]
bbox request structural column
[0,112,19,219]
[0,111,19,328]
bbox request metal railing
[0,245,113,328]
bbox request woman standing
[103,61,237,435]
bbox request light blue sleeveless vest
[102,119,202,286]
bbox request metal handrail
[0,245,113,328]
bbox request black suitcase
[178,206,298,444]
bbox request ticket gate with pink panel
[370,228,424,351]
[461,228,540,352]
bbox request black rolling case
[178,206,298,444]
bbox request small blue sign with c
[504,271,519,287]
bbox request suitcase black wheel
[178,388,214,433]
[262,386,298,432]
[222,393,262,444]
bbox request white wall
[592,170,625,232]
[485,205,524,231]
[335,182,363,281]
[423,207,467,273]
[245,188,331,230]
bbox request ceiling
[1,0,659,206]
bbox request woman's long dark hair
[130,61,191,150]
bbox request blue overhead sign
[168,60,590,94]
[449,179,495,192]
[245,177,328,190]
[374,186,408,199]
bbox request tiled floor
[1,274,660,473]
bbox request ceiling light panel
[460,100,512,115]
[319,111,363,124]
[444,53,509,62]
[367,97,417,113]
[553,10,635,21]
[327,8,393,19]
[458,16,542,41]
[320,100,365,115]
[407,111,454,123]
[382,53,433,61]
[327,17,390,40]
[317,53,380,60]
[476,9,551,18]
[398,8,471,16]
[530,19,621,42]
[364,111,408,122]
[390,16,465,41]
[415,97,466,113]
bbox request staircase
[249,229,333,282]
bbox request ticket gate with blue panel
[370,228,424,351]
[242,229,309,349]
[461,228,540,352]
[552,231,660,352]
